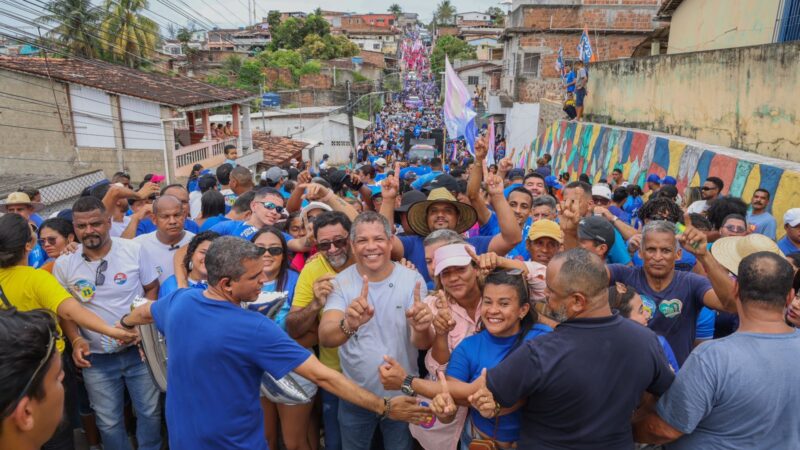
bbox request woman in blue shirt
[158,231,219,297]
[250,226,312,450]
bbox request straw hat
[407,188,477,236]
[0,192,44,213]
[710,234,784,276]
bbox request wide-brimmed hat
[0,192,44,212]
[407,188,477,236]
[711,234,784,276]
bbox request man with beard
[467,248,674,449]
[746,189,776,240]
[52,197,162,450]
[134,195,194,284]
[285,211,355,450]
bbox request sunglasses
[260,202,284,213]
[701,186,717,191]
[317,237,349,252]
[262,246,284,256]
[93,259,108,286]
[38,237,58,246]
[724,225,746,234]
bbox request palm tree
[37,0,102,58]
[435,0,456,25]
[99,0,159,67]
[388,3,402,18]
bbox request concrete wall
[667,0,780,54]
[505,102,539,155]
[586,41,800,163]
[519,120,800,238]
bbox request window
[518,53,540,77]
[373,43,380,50]
[467,76,479,85]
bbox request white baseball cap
[591,184,612,201]
[374,158,387,167]
[784,208,800,227]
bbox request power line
[0,120,171,142]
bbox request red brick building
[499,0,662,103]
[341,14,396,32]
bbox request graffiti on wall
[519,120,800,238]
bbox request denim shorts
[576,88,587,106]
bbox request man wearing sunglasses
[211,187,289,240]
[52,196,162,450]
[701,177,724,203]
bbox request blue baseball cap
[545,175,562,190]
[646,174,661,184]
[662,176,677,186]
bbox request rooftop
[252,132,316,167]
[0,56,255,108]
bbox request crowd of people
[2,93,800,450]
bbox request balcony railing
[173,137,237,170]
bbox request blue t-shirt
[606,229,632,265]
[623,196,643,216]
[487,314,674,449]
[656,331,800,450]
[565,71,576,92]
[631,244,697,272]
[411,170,443,190]
[28,242,46,269]
[399,234,492,286]
[158,275,206,298]
[210,220,292,244]
[199,215,229,232]
[746,211,777,240]
[657,335,680,373]
[608,265,712,366]
[607,206,631,225]
[30,213,43,228]
[479,213,531,261]
[695,307,716,340]
[448,325,552,442]
[258,270,299,330]
[777,236,800,256]
[151,289,310,450]
[137,218,199,236]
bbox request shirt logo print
[114,273,127,285]
[658,299,683,319]
[72,279,96,303]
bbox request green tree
[434,0,456,25]
[302,10,330,37]
[486,6,505,27]
[99,0,159,67]
[388,3,402,17]
[299,34,359,60]
[430,35,476,74]
[266,10,281,30]
[269,17,304,50]
[37,0,102,58]
[235,59,264,91]
[222,54,243,74]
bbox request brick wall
[263,67,294,88]
[299,74,333,89]
[517,77,564,103]
[521,5,657,31]
[518,33,649,78]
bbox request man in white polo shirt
[134,195,194,284]
[53,196,161,450]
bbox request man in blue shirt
[746,189,777,240]
[411,158,444,190]
[123,237,431,450]
[778,208,800,255]
[634,252,800,448]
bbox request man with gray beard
[285,211,356,450]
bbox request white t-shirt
[134,230,194,284]
[53,237,159,353]
[110,215,131,238]
[687,200,709,214]
[189,190,202,219]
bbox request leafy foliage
[430,35,476,74]
[486,7,506,27]
[434,0,456,25]
[37,0,103,58]
[98,0,159,68]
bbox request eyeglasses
[38,237,58,246]
[2,332,56,418]
[260,202,284,213]
[262,246,284,256]
[724,225,746,234]
[317,237,349,252]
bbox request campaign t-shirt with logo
[53,237,159,354]
[608,264,712,365]
[134,231,195,284]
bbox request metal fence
[39,170,106,216]
[777,0,800,42]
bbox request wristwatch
[401,375,416,396]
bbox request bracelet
[380,397,391,419]
[71,336,86,346]
[340,318,356,337]
[492,401,502,418]
[119,313,135,330]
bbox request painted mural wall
[518,120,800,238]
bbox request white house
[456,12,493,26]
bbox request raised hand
[387,396,433,424]
[431,371,457,420]
[406,281,433,332]
[345,276,374,331]
[474,134,488,161]
[303,183,332,203]
[297,169,312,185]
[466,245,499,275]
[484,164,505,197]
[380,164,401,199]
[560,198,581,232]
[467,368,498,419]
[432,290,456,336]
[134,203,153,221]
[136,182,160,200]
[677,213,707,255]
[378,355,407,391]
[312,274,336,307]
[399,258,417,271]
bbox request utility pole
[346,80,356,167]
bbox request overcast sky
[149,0,501,29]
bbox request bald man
[134,195,195,283]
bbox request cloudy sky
[149,0,500,28]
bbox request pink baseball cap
[434,244,475,276]
[150,174,166,183]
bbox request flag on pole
[577,25,596,64]
[486,118,495,165]
[555,45,565,77]
[444,56,477,154]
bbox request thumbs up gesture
[405,281,433,333]
[431,371,457,422]
[467,368,499,419]
[378,355,407,391]
[432,290,456,336]
[345,276,374,332]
